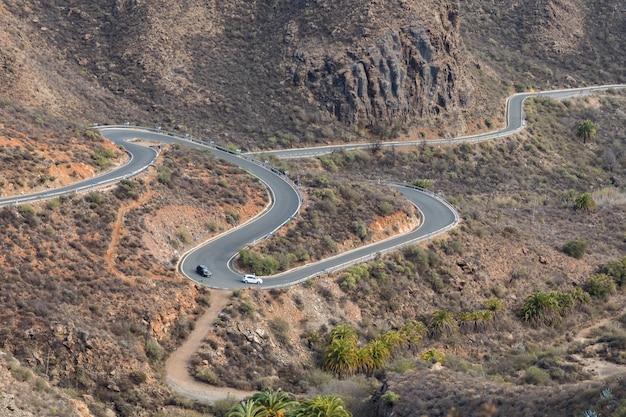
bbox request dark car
[196,265,212,277]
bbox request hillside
[0,0,625,416]
[2,0,487,147]
[2,0,623,150]
[185,92,626,416]
[0,136,416,415]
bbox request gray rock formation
[285,3,471,132]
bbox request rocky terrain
[0,0,625,416]
[0,0,496,149]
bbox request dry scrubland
[0,94,624,416]
[0,92,624,417]
[0,143,270,416]
[0,0,625,415]
[0,126,413,415]
[188,92,626,416]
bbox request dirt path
[165,290,256,404]
[568,307,626,380]
[100,164,254,405]
[104,185,154,270]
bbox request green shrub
[145,339,163,363]
[522,365,550,385]
[575,193,596,211]
[585,274,617,299]
[8,362,31,382]
[84,129,100,141]
[128,370,147,385]
[378,201,394,216]
[601,257,626,286]
[18,204,35,215]
[86,191,104,205]
[176,229,191,244]
[206,221,221,233]
[303,369,333,389]
[352,220,368,240]
[388,358,415,374]
[213,395,240,417]
[381,390,400,405]
[47,198,61,210]
[240,249,281,275]
[402,245,434,274]
[238,298,256,317]
[562,238,588,259]
[410,179,433,190]
[156,168,171,184]
[195,367,218,384]
[92,146,117,168]
[116,179,139,199]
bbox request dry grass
[592,187,626,206]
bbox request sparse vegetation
[519,289,589,326]
[585,274,617,299]
[575,120,597,144]
[238,175,415,274]
[563,238,588,259]
[0,0,624,415]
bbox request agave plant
[582,409,599,417]
[600,387,613,399]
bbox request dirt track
[164,290,255,405]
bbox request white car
[242,274,263,284]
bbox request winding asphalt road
[2,85,624,289]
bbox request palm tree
[294,395,352,417]
[421,349,445,364]
[575,119,596,143]
[484,298,503,316]
[328,324,357,346]
[519,290,561,326]
[429,309,458,338]
[457,311,475,333]
[323,338,358,378]
[250,388,298,417]
[474,309,494,331]
[401,320,427,352]
[356,346,373,376]
[228,399,265,417]
[379,330,403,354]
[358,339,391,375]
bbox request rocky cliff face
[285,2,471,131]
[0,0,475,145]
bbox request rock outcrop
[286,3,471,131]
